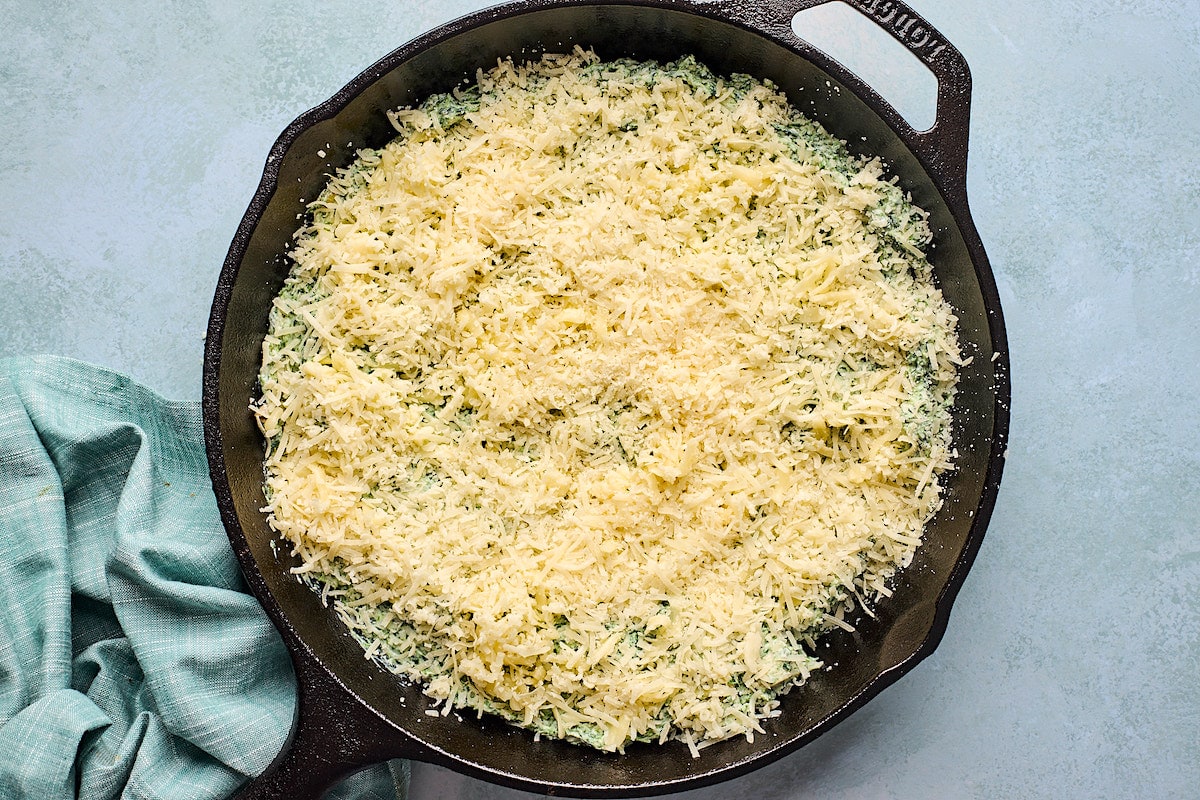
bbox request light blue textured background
[2,1,1197,798]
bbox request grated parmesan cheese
[255,49,960,753]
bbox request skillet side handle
[229,645,425,800]
[708,0,973,197]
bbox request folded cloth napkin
[0,356,407,800]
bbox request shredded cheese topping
[255,49,961,753]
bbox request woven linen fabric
[0,355,407,800]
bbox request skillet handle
[707,0,973,195]
[229,645,425,800]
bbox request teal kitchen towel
[0,356,406,800]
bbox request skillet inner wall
[218,3,996,792]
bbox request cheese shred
[255,49,960,753]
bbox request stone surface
[2,1,1197,797]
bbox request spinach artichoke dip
[254,49,961,755]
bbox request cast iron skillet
[203,0,1010,796]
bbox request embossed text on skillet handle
[709,0,974,197]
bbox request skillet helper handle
[230,646,420,800]
[709,0,973,195]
